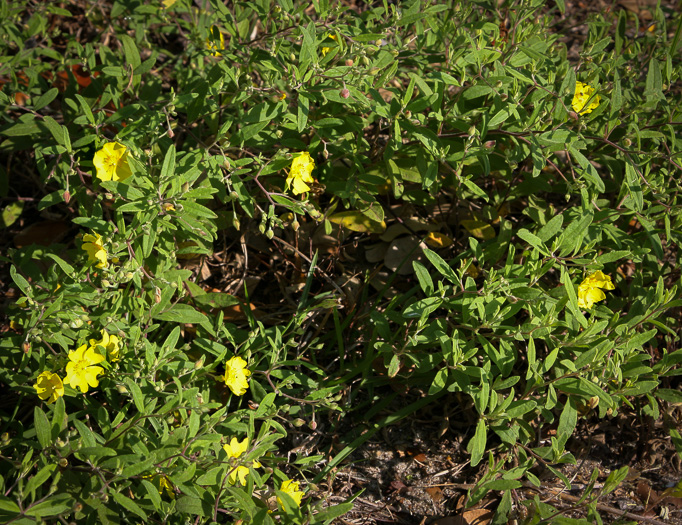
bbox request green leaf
[51,396,66,440]
[160,144,176,180]
[11,265,32,297]
[24,464,57,495]
[193,292,240,309]
[34,406,51,448]
[112,491,147,520]
[176,495,209,516]
[33,88,59,111]
[561,267,587,329]
[73,419,97,448]
[556,399,577,450]
[517,228,547,254]
[602,466,628,495]
[153,304,210,325]
[655,388,682,404]
[24,495,71,517]
[413,260,434,295]
[467,419,487,467]
[119,34,141,70]
[568,145,604,192]
[141,480,162,511]
[44,253,75,276]
[297,93,310,133]
[75,94,96,126]
[125,378,146,414]
[423,248,460,286]
[536,214,563,243]
[0,495,20,514]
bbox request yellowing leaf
[2,201,24,228]
[461,219,495,240]
[162,0,178,7]
[424,232,453,248]
[329,211,386,233]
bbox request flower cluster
[93,142,132,182]
[577,270,615,309]
[286,152,315,195]
[33,330,120,402]
[223,437,261,485]
[224,356,251,396]
[572,81,600,115]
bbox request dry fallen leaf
[425,486,444,503]
[384,235,425,275]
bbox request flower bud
[623,138,632,147]
[1,432,9,444]
[468,125,477,137]
[361,56,370,66]
[291,220,300,231]
[70,318,83,329]
[63,190,71,204]
[340,88,350,99]
[266,229,274,240]
[345,59,354,67]
[58,458,68,468]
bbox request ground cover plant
[1,0,682,523]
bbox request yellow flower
[206,25,225,57]
[65,344,106,393]
[224,356,251,396]
[572,81,600,115]
[82,232,108,269]
[286,152,315,195]
[222,437,261,485]
[577,270,615,309]
[89,329,121,362]
[34,371,64,404]
[93,142,132,182]
[278,479,304,509]
[321,34,338,57]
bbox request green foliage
[1,0,681,523]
